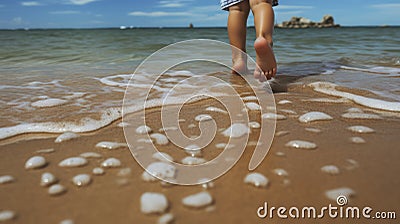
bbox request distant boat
[120,26,127,30]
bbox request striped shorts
[220,0,278,10]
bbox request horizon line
[1,25,399,30]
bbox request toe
[272,68,277,77]
[265,70,272,80]
[259,72,267,82]
[254,69,261,79]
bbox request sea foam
[309,82,400,112]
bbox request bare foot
[253,37,277,82]
[231,57,249,75]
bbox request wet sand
[1,79,399,223]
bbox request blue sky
[0,0,399,28]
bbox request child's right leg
[228,0,250,75]
[250,0,277,81]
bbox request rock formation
[276,15,340,28]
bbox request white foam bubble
[244,172,269,188]
[146,162,176,180]
[321,165,340,175]
[325,187,355,201]
[262,113,287,120]
[80,152,102,158]
[347,107,364,113]
[25,156,47,169]
[275,131,289,137]
[280,109,297,114]
[285,140,317,149]
[0,210,16,221]
[150,133,169,145]
[92,167,105,175]
[59,219,74,224]
[101,158,121,168]
[245,102,261,111]
[48,184,66,196]
[63,92,86,100]
[302,98,350,103]
[72,174,91,187]
[305,128,322,133]
[181,156,206,165]
[59,157,88,167]
[195,114,213,122]
[55,132,80,143]
[242,96,257,101]
[341,112,382,120]
[273,168,289,176]
[117,122,130,128]
[141,192,169,214]
[31,98,68,108]
[187,124,196,129]
[347,125,375,133]
[278,100,292,105]
[275,151,286,157]
[350,136,366,144]
[298,112,333,123]
[159,127,178,132]
[248,121,260,129]
[222,123,250,138]
[309,82,400,112]
[95,141,127,150]
[35,148,55,154]
[247,141,258,146]
[41,172,57,187]
[184,144,202,157]
[99,74,134,87]
[182,192,213,208]
[0,175,15,184]
[158,213,174,224]
[345,159,359,170]
[199,178,215,189]
[142,171,157,182]
[136,125,152,134]
[205,107,227,114]
[137,138,153,144]
[215,143,227,149]
[152,152,174,162]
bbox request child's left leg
[227,0,250,74]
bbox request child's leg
[228,1,250,74]
[250,0,277,81]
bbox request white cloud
[370,3,400,9]
[275,5,314,10]
[129,11,191,17]
[68,0,97,5]
[159,2,183,8]
[158,0,192,8]
[276,10,305,15]
[50,10,80,14]
[21,1,42,6]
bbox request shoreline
[1,81,399,223]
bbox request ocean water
[0,27,399,139]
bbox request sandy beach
[1,73,399,223]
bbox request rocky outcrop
[276,15,340,28]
